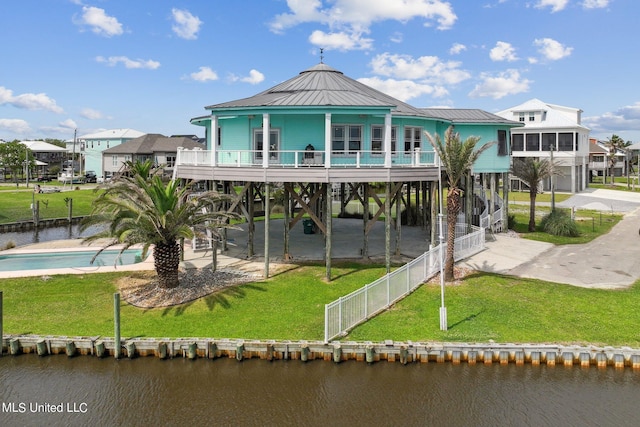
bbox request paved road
[463,188,640,289]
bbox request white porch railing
[324,224,485,342]
[176,148,437,168]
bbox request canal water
[0,224,100,248]
[2,355,639,426]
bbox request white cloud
[534,38,573,60]
[390,32,403,43]
[449,43,466,55]
[59,119,77,130]
[0,86,63,113]
[357,77,446,102]
[271,0,458,31]
[309,30,373,51]
[96,56,161,70]
[582,0,610,8]
[490,41,518,62]
[270,0,457,50]
[189,66,219,82]
[369,53,470,85]
[0,118,31,134]
[80,108,105,120]
[535,0,569,12]
[171,8,202,40]
[229,69,265,85]
[469,69,532,99]
[583,102,640,133]
[78,6,123,37]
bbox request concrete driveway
[462,188,640,289]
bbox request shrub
[507,213,516,230]
[540,209,580,237]
[2,240,16,250]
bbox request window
[112,155,118,167]
[371,125,397,153]
[166,155,176,168]
[349,126,361,153]
[519,112,525,122]
[558,132,573,151]
[497,130,507,156]
[404,126,421,152]
[592,155,604,162]
[512,134,524,151]
[529,112,535,122]
[332,125,362,154]
[124,155,131,162]
[542,133,556,151]
[526,134,539,151]
[253,129,279,160]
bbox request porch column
[384,113,392,168]
[571,160,577,194]
[264,182,270,278]
[325,183,332,280]
[262,113,270,168]
[210,114,218,166]
[324,113,332,168]
[582,156,587,191]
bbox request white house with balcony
[496,98,590,193]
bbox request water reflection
[0,224,103,248]
[1,355,639,426]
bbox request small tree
[511,158,559,231]
[81,162,239,288]
[605,134,625,184]
[0,140,33,187]
[425,126,494,281]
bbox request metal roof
[79,128,146,140]
[102,134,203,154]
[421,108,522,125]
[205,63,426,117]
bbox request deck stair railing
[324,224,485,342]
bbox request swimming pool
[0,249,145,272]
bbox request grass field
[2,263,639,347]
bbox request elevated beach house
[173,63,521,276]
[496,98,590,193]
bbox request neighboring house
[173,62,522,273]
[496,98,590,193]
[588,138,627,180]
[102,134,204,179]
[20,140,68,176]
[79,129,145,178]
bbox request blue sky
[1,0,638,143]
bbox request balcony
[174,148,440,183]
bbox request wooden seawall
[3,335,640,369]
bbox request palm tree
[605,134,625,184]
[81,168,238,289]
[425,126,494,281]
[510,157,557,232]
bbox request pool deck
[0,238,267,279]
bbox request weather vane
[320,48,324,63]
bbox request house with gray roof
[79,128,146,179]
[174,62,522,276]
[496,98,590,193]
[102,134,203,179]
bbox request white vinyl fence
[324,224,485,342]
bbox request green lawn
[0,187,97,224]
[508,205,622,244]
[2,265,640,347]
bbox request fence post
[324,304,329,343]
[114,293,121,359]
[67,198,73,223]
